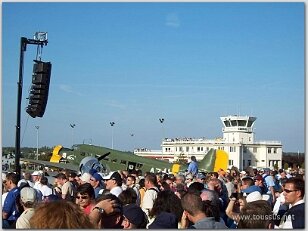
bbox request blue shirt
[3,187,20,221]
[187,161,198,177]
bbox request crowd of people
[2,157,305,229]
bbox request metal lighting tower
[159,118,165,140]
[159,118,165,160]
[70,123,76,147]
[15,32,48,180]
[110,122,115,149]
[35,126,39,160]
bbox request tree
[283,163,289,170]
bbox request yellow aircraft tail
[199,148,228,172]
[50,145,63,163]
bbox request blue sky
[2,2,305,152]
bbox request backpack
[262,175,269,193]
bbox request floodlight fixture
[34,32,48,42]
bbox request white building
[134,115,282,170]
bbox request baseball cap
[80,173,91,183]
[68,172,77,178]
[20,187,36,203]
[31,171,42,176]
[102,171,122,183]
[123,204,146,226]
[91,172,103,182]
[254,174,263,181]
[89,168,98,175]
[186,174,193,180]
[196,173,205,179]
[245,191,268,203]
[242,185,262,194]
[54,173,66,179]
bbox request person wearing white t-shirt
[102,171,123,197]
[141,172,159,217]
[40,176,53,199]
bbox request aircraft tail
[50,145,63,163]
[199,148,228,172]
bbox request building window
[248,160,251,166]
[179,147,183,152]
[262,160,265,162]
[273,148,277,153]
[229,160,234,165]
[243,147,247,153]
[268,148,271,153]
[230,147,236,152]
[186,147,189,152]
[201,147,203,151]
[197,147,201,152]
[253,147,257,153]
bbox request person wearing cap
[31,171,43,192]
[185,173,194,187]
[90,172,104,198]
[80,172,92,184]
[196,173,206,185]
[55,173,74,201]
[2,172,20,228]
[261,169,276,205]
[16,187,37,229]
[225,191,247,226]
[241,176,262,195]
[254,174,268,194]
[68,171,79,191]
[21,172,34,188]
[122,204,148,229]
[240,170,247,178]
[103,171,123,197]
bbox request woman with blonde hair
[29,200,94,228]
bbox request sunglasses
[284,189,298,193]
[76,195,89,199]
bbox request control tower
[220,115,256,144]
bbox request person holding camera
[225,192,247,228]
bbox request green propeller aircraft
[21,144,229,175]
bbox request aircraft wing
[21,158,79,172]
